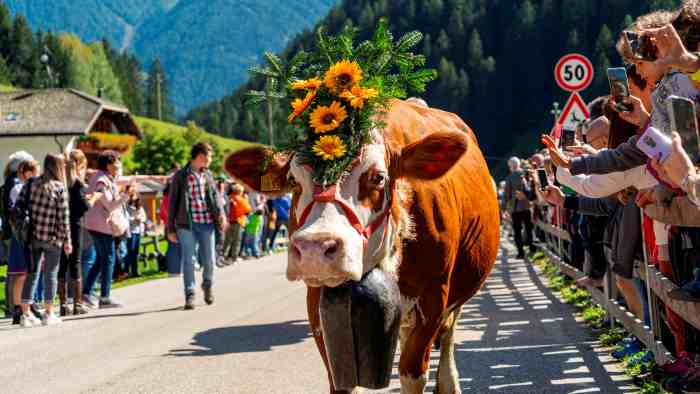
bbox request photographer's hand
[542,185,565,206]
[643,24,700,74]
[541,135,571,169]
[617,95,650,127]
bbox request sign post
[554,53,594,129]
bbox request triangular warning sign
[557,92,590,130]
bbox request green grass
[134,117,254,153]
[0,84,15,92]
[0,264,6,314]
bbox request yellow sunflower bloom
[324,60,363,93]
[313,135,347,161]
[287,90,317,123]
[290,77,321,91]
[339,86,378,109]
[309,101,348,133]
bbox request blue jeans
[243,232,261,258]
[83,231,116,299]
[177,223,215,296]
[21,241,61,305]
[166,240,181,275]
[81,245,96,295]
[125,233,141,276]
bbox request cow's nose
[292,236,343,263]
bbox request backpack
[10,178,34,245]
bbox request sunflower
[287,90,317,123]
[312,135,347,161]
[339,86,378,109]
[324,60,363,93]
[309,101,348,133]
[290,77,321,91]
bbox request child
[242,209,263,258]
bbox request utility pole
[156,71,163,121]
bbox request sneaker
[59,304,72,317]
[20,313,39,328]
[612,340,642,360]
[12,306,21,325]
[184,293,195,310]
[656,354,695,377]
[99,298,124,309]
[30,303,44,320]
[202,283,214,305]
[42,312,62,326]
[83,295,99,309]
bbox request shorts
[7,236,28,274]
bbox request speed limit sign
[554,54,594,92]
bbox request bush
[125,124,188,175]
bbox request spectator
[17,154,71,327]
[167,142,226,310]
[83,150,132,309]
[125,193,146,278]
[504,157,535,258]
[268,195,291,252]
[223,184,251,264]
[160,166,181,277]
[57,150,96,317]
[242,209,263,258]
[8,159,39,324]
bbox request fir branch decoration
[246,18,436,186]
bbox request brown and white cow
[225,99,500,393]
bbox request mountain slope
[4,0,338,114]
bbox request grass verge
[533,251,667,393]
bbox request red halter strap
[296,184,392,248]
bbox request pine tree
[593,25,614,93]
[8,14,35,87]
[0,3,12,61]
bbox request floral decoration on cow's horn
[245,19,437,186]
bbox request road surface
[0,240,635,393]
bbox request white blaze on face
[287,138,395,287]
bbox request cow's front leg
[307,287,352,394]
[435,310,461,394]
[399,291,447,394]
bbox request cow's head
[225,129,467,287]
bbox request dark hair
[603,103,638,149]
[674,3,700,53]
[626,64,647,91]
[97,150,120,171]
[42,154,66,184]
[191,142,213,160]
[587,96,609,120]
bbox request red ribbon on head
[297,182,392,249]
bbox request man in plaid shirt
[167,142,226,310]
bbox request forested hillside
[187,0,681,175]
[4,0,339,114]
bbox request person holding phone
[504,157,535,259]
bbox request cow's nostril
[324,242,338,258]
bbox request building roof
[0,88,142,138]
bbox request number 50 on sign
[554,53,594,92]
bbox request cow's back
[384,100,500,306]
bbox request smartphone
[560,128,576,149]
[623,31,657,61]
[537,169,549,190]
[668,95,700,163]
[636,126,672,162]
[607,67,632,112]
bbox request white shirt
[556,165,658,198]
[9,181,24,207]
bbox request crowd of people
[498,3,700,391]
[0,142,291,326]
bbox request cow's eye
[371,173,387,187]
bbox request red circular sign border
[554,53,593,92]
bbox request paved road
[1,241,635,393]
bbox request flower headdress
[246,19,436,186]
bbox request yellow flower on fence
[313,135,347,161]
[339,86,378,109]
[309,101,348,133]
[324,60,362,93]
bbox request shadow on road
[168,319,311,357]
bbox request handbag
[106,205,129,237]
[10,178,34,245]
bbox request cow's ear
[399,131,468,180]
[225,147,291,195]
